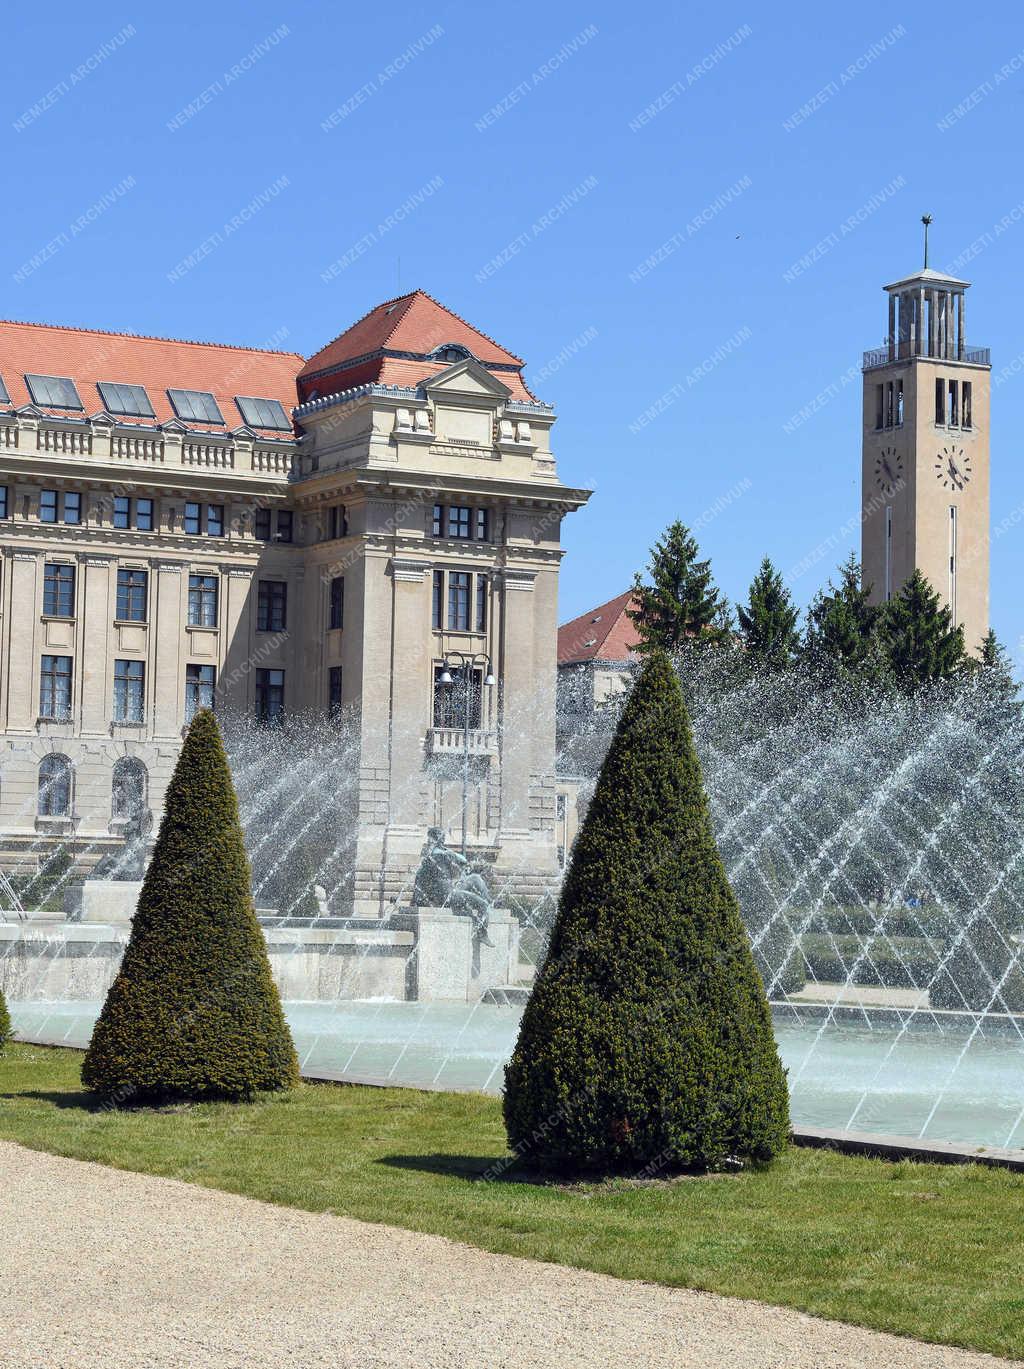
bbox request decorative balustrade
[182,442,234,469]
[111,433,164,462]
[427,727,498,756]
[252,447,293,475]
[0,425,18,449]
[37,428,92,456]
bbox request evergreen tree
[737,557,800,667]
[0,987,10,1052]
[504,651,789,1175]
[803,554,884,679]
[629,521,729,653]
[82,710,299,1103]
[880,570,966,686]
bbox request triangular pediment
[421,358,511,400]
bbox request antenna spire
[922,213,933,269]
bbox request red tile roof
[0,319,304,436]
[298,289,537,403]
[558,590,640,665]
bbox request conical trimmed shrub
[504,650,789,1174]
[82,710,299,1103]
[0,986,10,1052]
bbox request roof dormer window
[97,381,155,418]
[0,374,9,404]
[25,373,83,409]
[428,342,472,364]
[235,395,291,430]
[167,388,224,424]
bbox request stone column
[152,561,185,739]
[887,293,896,360]
[220,568,254,713]
[4,552,40,730]
[496,567,537,840]
[78,554,114,736]
[958,292,965,359]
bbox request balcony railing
[863,343,990,369]
[427,727,497,756]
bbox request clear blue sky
[6,3,1024,658]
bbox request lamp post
[438,650,495,856]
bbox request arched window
[112,757,147,820]
[428,342,471,364]
[38,754,72,817]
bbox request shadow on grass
[380,1152,538,1184]
[0,1088,102,1111]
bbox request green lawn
[1,1043,1022,1360]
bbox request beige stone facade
[0,300,589,909]
[861,266,990,650]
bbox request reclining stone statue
[411,827,494,946]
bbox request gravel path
[0,1140,1017,1369]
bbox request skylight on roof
[25,373,83,409]
[167,388,224,424]
[97,381,155,418]
[0,374,9,405]
[235,395,291,430]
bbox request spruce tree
[504,651,789,1174]
[82,710,299,1103]
[803,554,884,679]
[0,986,10,1052]
[881,570,966,686]
[629,521,729,653]
[737,557,800,667]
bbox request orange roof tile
[0,319,303,435]
[298,289,537,402]
[558,590,640,665]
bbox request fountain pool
[10,999,1024,1150]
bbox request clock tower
[861,223,990,652]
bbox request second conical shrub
[82,710,299,1103]
[0,985,10,1052]
[504,651,789,1173]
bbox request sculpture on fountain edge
[411,827,496,947]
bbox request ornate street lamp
[439,650,495,855]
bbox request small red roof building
[557,590,640,667]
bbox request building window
[255,668,285,724]
[112,757,147,819]
[0,486,7,520]
[185,663,216,721]
[447,506,471,539]
[885,505,893,603]
[43,562,75,617]
[207,504,224,537]
[257,580,287,632]
[475,508,489,540]
[447,572,470,631]
[116,568,148,623]
[327,505,347,540]
[432,504,490,541]
[962,382,973,429]
[476,574,488,632]
[184,502,201,535]
[114,496,154,531]
[329,576,344,630]
[276,509,292,543]
[895,380,904,426]
[874,384,884,430]
[187,574,218,628]
[328,666,343,718]
[113,659,145,723]
[254,507,271,540]
[40,655,73,721]
[433,665,482,729]
[136,498,154,532]
[432,504,443,537]
[935,378,945,426]
[432,570,443,629]
[38,754,72,817]
[885,382,894,428]
[947,379,958,426]
[39,490,57,523]
[949,505,958,625]
[113,496,131,529]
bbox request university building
[0,291,589,908]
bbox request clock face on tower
[935,445,972,491]
[874,445,904,496]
